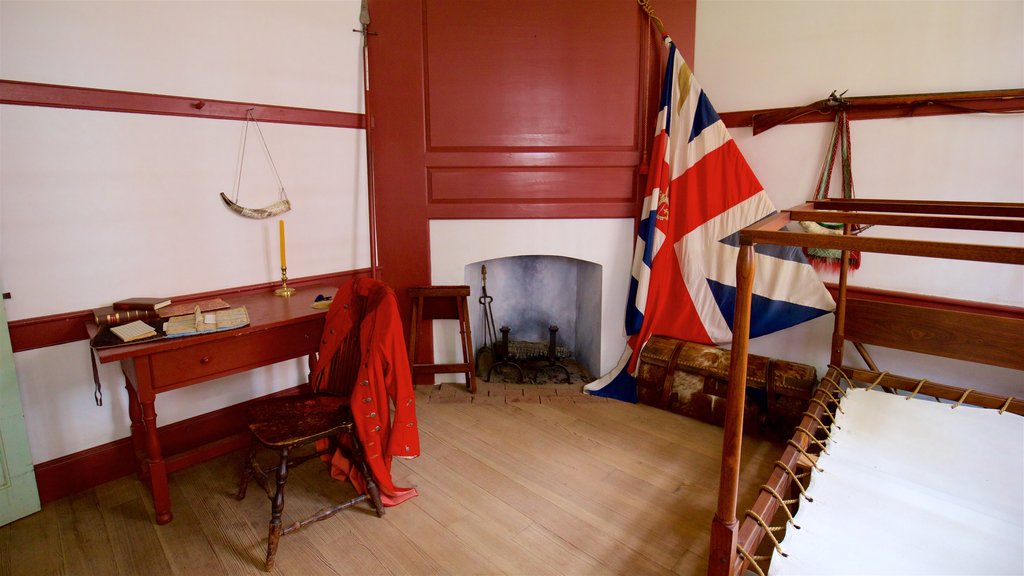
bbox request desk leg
[140,397,173,524]
[126,356,173,525]
[122,377,149,481]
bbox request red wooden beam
[0,79,364,129]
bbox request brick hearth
[418,382,612,405]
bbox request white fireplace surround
[429,218,634,383]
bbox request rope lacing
[760,484,801,529]
[788,439,823,472]
[737,545,768,576]
[746,510,788,557]
[775,460,813,502]
[795,426,830,455]
[801,411,834,441]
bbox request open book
[163,306,250,338]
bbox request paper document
[164,306,250,337]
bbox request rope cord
[246,109,287,197]
[229,109,288,204]
[788,439,823,472]
[820,373,849,397]
[866,370,890,391]
[796,426,830,454]
[746,510,788,557]
[760,484,801,528]
[775,460,813,501]
[818,387,843,408]
[814,110,843,203]
[737,546,767,576]
[231,116,250,203]
[635,0,665,35]
[802,411,834,439]
[999,396,1015,415]
[907,379,928,400]
[952,388,975,409]
[840,110,854,200]
[825,364,854,391]
[810,397,840,419]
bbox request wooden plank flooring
[0,382,782,576]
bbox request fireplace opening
[464,255,602,382]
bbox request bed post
[829,225,852,366]
[709,243,755,576]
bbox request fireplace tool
[476,265,500,377]
[477,265,524,382]
[477,265,498,356]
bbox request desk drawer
[148,319,323,391]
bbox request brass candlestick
[274,266,296,297]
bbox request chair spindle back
[312,293,369,399]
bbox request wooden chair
[236,284,385,571]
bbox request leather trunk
[636,335,817,438]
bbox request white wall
[694,0,1024,395]
[1,1,368,463]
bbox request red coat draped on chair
[312,278,419,506]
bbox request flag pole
[357,0,379,280]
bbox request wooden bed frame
[707,199,1024,576]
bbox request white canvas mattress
[767,387,1024,575]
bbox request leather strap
[659,340,685,406]
[89,347,103,406]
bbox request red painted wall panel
[368,0,696,344]
[424,0,641,149]
[429,167,636,202]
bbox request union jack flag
[585,37,835,402]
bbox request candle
[278,219,287,269]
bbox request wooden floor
[0,382,782,576]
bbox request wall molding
[0,79,364,129]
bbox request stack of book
[92,296,249,345]
[93,297,171,342]
[93,297,171,327]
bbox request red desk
[92,284,333,524]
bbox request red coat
[311,278,419,506]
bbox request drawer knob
[200,356,211,364]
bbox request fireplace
[429,218,634,385]
[464,254,601,378]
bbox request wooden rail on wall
[720,88,1024,134]
[0,79,364,128]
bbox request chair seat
[248,395,353,449]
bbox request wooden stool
[408,286,476,393]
